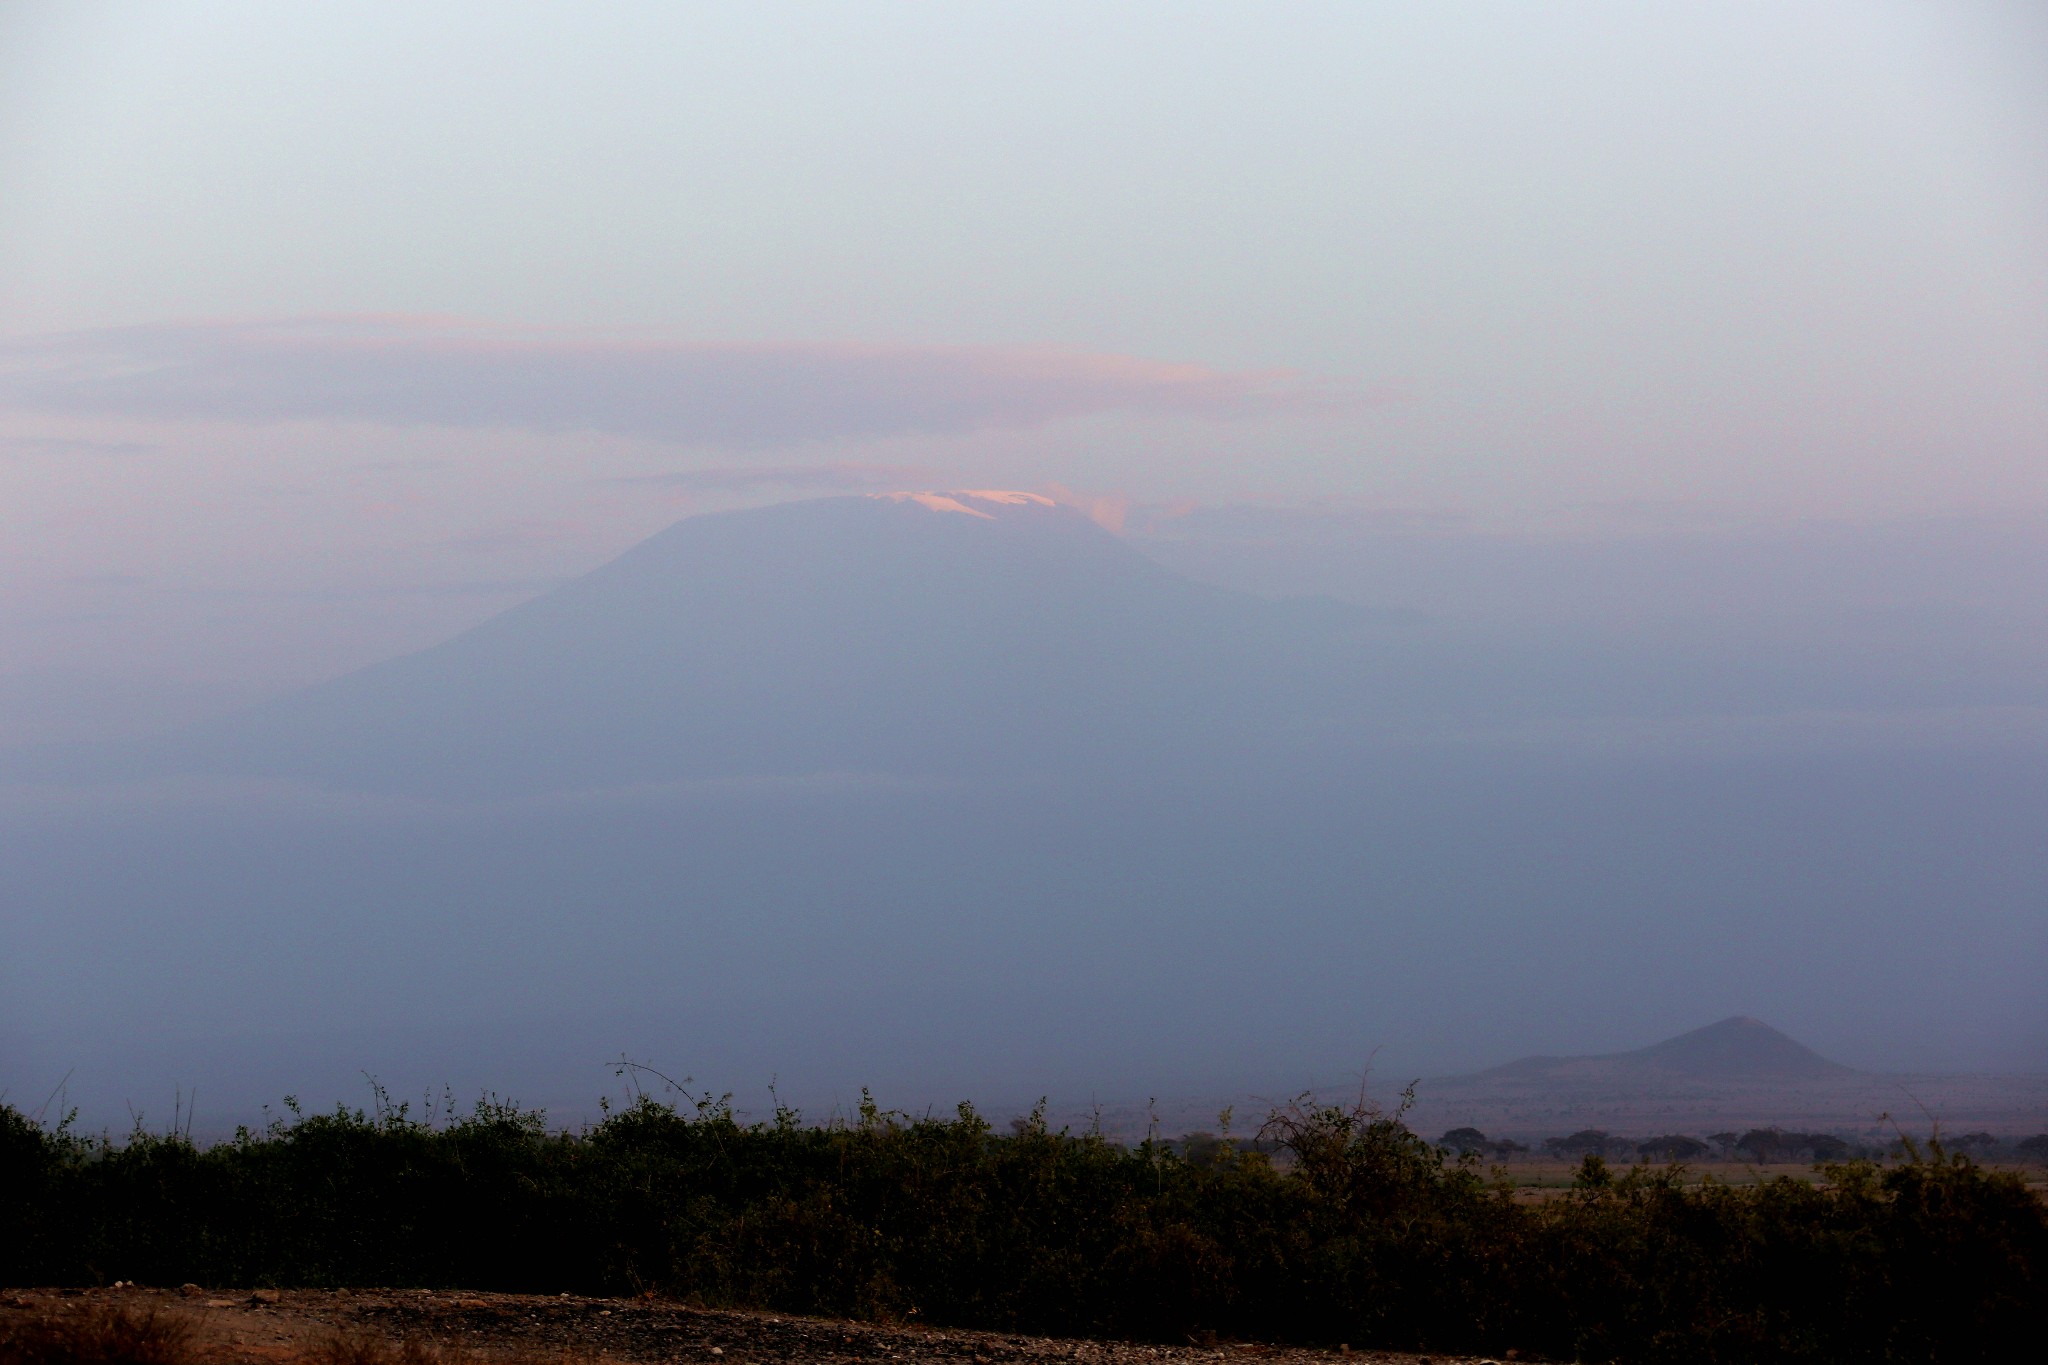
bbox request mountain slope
[108,492,1401,796]
[1465,1016,1856,1084]
[1630,1015,1853,1079]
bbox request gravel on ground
[0,1286,1517,1365]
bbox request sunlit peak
[872,489,1057,519]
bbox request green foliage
[1,1090,2040,1365]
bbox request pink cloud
[0,316,1358,450]
[604,461,937,493]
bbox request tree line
[3,1090,2043,1365]
[1436,1125,2048,1163]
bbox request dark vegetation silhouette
[1541,1129,1630,1159]
[1733,1127,1852,1163]
[4,1083,2044,1365]
[1434,1126,1525,1159]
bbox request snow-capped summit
[872,489,1058,519]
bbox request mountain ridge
[1454,1016,1856,1084]
[63,491,1408,797]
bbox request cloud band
[0,317,1350,449]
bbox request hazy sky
[1,2,2045,710]
[6,6,2048,1113]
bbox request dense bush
[2,1090,2041,1365]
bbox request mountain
[1629,1016,1853,1079]
[92,491,1409,797]
[1465,1017,1855,1084]
[33,488,1847,800]
[1395,1019,1972,1138]
[11,496,2047,1121]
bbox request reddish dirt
[0,1287,1516,1365]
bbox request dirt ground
[0,1288,1516,1365]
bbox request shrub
[0,1303,196,1365]
[2,1090,2040,1365]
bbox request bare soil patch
[0,1289,1508,1365]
